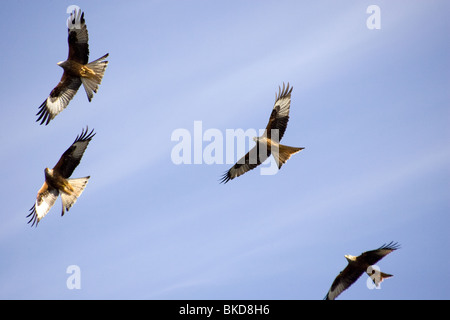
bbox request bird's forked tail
[379,272,394,282]
[60,176,90,216]
[273,144,304,169]
[81,53,109,101]
[367,269,394,287]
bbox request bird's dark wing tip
[379,241,401,251]
[74,126,96,143]
[219,171,231,184]
[36,100,51,125]
[275,82,293,102]
[26,205,39,227]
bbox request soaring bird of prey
[27,127,95,227]
[36,8,109,125]
[324,242,400,300]
[220,83,304,183]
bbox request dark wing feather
[53,127,96,178]
[325,264,365,300]
[220,143,270,183]
[36,74,82,125]
[67,8,89,64]
[265,82,293,142]
[325,242,400,300]
[36,8,89,125]
[358,241,401,266]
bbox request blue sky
[0,1,449,300]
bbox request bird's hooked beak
[345,255,356,262]
[57,61,64,67]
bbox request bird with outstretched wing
[27,127,95,226]
[36,8,109,125]
[325,242,400,300]
[220,83,304,183]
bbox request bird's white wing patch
[27,188,59,226]
[45,86,79,117]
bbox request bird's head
[44,168,53,178]
[345,255,357,262]
[57,60,68,69]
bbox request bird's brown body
[59,60,92,78]
[36,8,109,125]
[28,127,95,226]
[221,83,303,183]
[325,242,400,300]
[43,168,75,195]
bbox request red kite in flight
[324,242,400,300]
[36,8,109,125]
[220,83,304,183]
[27,127,95,226]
